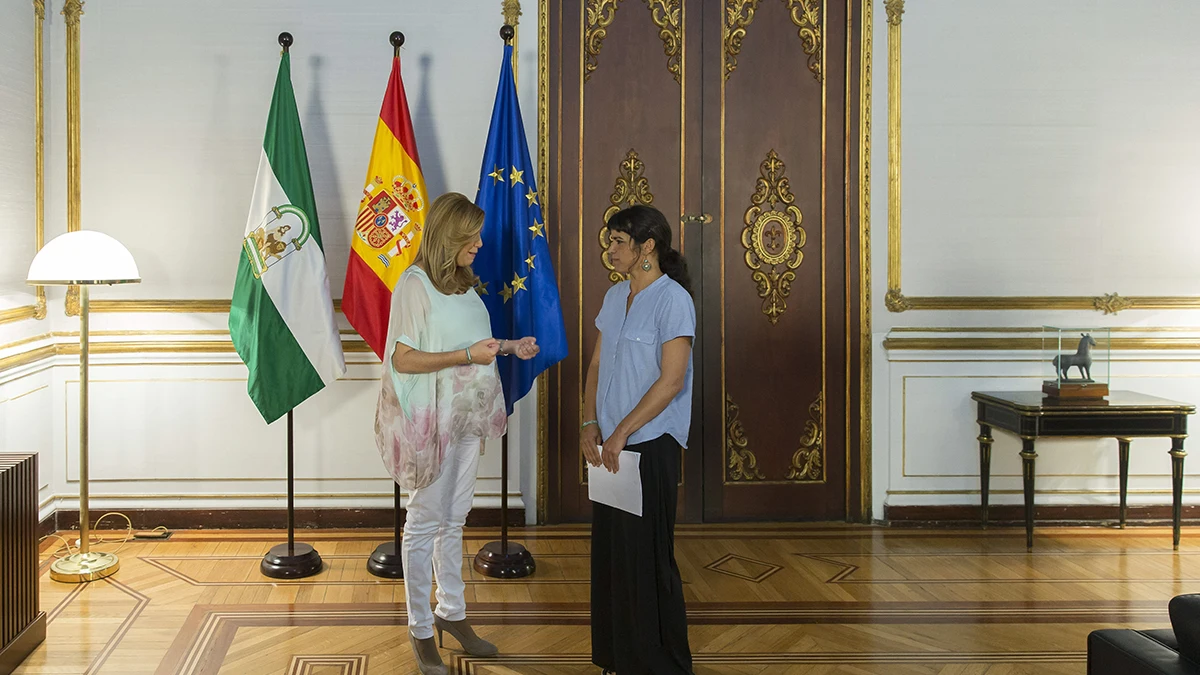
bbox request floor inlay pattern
[13,524,1193,674]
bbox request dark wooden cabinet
[0,454,44,675]
[545,0,867,523]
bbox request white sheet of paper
[587,450,643,517]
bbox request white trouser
[402,435,481,639]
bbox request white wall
[0,0,38,306]
[870,0,1200,518]
[0,0,544,524]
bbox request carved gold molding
[63,0,84,317]
[883,0,1200,314]
[723,0,758,80]
[785,0,822,82]
[584,0,621,81]
[786,393,824,482]
[502,0,522,26]
[883,336,1200,351]
[742,150,806,324]
[643,0,681,83]
[32,0,46,319]
[858,0,872,519]
[725,394,765,482]
[600,149,655,283]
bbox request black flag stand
[365,29,409,581]
[472,24,536,580]
[260,408,324,578]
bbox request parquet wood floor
[14,524,1195,674]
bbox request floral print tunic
[374,266,507,490]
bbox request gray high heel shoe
[409,632,448,675]
[434,615,498,657]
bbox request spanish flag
[342,54,427,359]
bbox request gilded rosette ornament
[601,149,655,283]
[726,395,765,481]
[742,150,805,324]
[786,393,824,482]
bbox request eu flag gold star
[510,167,524,185]
[500,283,514,303]
[488,166,505,185]
[525,253,536,269]
[511,272,528,294]
[472,275,489,296]
[529,219,545,239]
[525,188,539,207]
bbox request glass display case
[1041,326,1111,399]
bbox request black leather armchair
[1088,595,1200,675]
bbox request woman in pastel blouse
[374,192,539,675]
[581,204,696,674]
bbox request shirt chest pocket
[622,329,657,349]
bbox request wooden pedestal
[1042,380,1110,400]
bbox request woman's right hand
[580,423,602,467]
[469,339,501,366]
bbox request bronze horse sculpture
[1052,333,1097,381]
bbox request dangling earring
[642,258,652,272]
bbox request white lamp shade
[27,230,141,286]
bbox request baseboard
[0,612,45,675]
[37,512,55,541]
[53,507,524,531]
[885,503,1200,526]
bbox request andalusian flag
[342,53,428,359]
[230,50,346,424]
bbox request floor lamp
[27,230,140,583]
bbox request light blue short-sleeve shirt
[595,275,695,448]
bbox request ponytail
[659,246,692,295]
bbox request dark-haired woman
[581,204,695,674]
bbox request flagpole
[257,32,322,581]
[473,23,536,580]
[367,30,409,580]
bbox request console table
[971,391,1195,550]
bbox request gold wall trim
[90,299,346,313]
[890,325,1200,334]
[537,0,549,524]
[644,0,681,83]
[858,0,873,520]
[785,0,823,82]
[883,336,1200,351]
[0,344,56,373]
[62,0,83,317]
[723,0,758,80]
[787,392,825,482]
[0,306,40,325]
[584,0,621,81]
[882,1,1200,314]
[32,0,46,319]
[725,395,765,482]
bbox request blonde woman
[375,192,539,675]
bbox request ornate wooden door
[546,0,865,523]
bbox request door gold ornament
[786,393,824,482]
[784,0,823,83]
[1095,293,1133,315]
[723,0,759,80]
[600,149,656,283]
[742,150,806,324]
[585,0,623,81]
[643,0,681,83]
[726,394,766,482]
[884,0,904,25]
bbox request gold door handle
[681,213,712,224]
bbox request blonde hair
[414,192,485,295]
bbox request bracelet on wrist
[581,419,598,430]
[465,347,473,365]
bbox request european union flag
[474,44,567,415]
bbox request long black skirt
[591,434,693,675]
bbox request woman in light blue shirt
[581,204,695,675]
